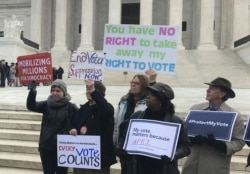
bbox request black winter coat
[117,109,191,174]
[26,90,78,151]
[75,90,117,169]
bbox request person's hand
[27,81,36,91]
[69,129,77,136]
[145,69,157,83]
[80,126,87,135]
[115,147,128,158]
[161,155,172,164]
[84,79,95,93]
[190,135,208,144]
[207,133,227,154]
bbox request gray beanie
[51,79,67,95]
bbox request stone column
[168,0,184,49]
[140,0,153,25]
[109,0,121,24]
[51,0,68,51]
[30,0,43,50]
[78,0,95,51]
[232,1,249,44]
[197,0,217,50]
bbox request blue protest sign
[243,115,250,141]
[185,110,237,141]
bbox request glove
[161,155,172,164]
[207,134,227,154]
[114,147,128,158]
[27,81,36,91]
[190,135,208,144]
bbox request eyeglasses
[130,81,140,85]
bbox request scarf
[47,93,71,107]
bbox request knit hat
[94,81,106,96]
[51,79,67,95]
[147,82,174,100]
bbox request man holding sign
[116,82,190,174]
[181,77,245,174]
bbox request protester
[115,82,191,174]
[8,63,16,87]
[0,59,7,87]
[26,79,78,174]
[52,67,58,81]
[113,69,157,144]
[57,66,64,79]
[181,77,245,174]
[70,79,116,174]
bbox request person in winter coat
[116,82,191,174]
[26,79,78,174]
[57,66,64,79]
[71,79,116,174]
[8,63,16,87]
[181,77,245,174]
[113,69,157,145]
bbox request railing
[20,31,39,49]
[0,31,39,50]
[234,35,250,48]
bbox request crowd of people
[25,69,249,174]
[0,59,19,87]
[0,59,64,87]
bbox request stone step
[0,152,42,170]
[0,119,41,131]
[0,129,39,141]
[0,139,38,154]
[0,110,42,121]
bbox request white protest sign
[103,24,179,74]
[57,135,101,169]
[68,51,105,81]
[123,119,181,159]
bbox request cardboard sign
[17,52,52,84]
[103,24,179,74]
[243,115,250,141]
[68,51,105,81]
[185,110,237,141]
[57,135,101,169]
[123,119,181,159]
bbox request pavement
[0,84,250,118]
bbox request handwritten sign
[103,24,179,74]
[68,51,105,81]
[17,52,52,84]
[57,135,101,169]
[185,110,237,141]
[123,119,181,159]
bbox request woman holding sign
[72,79,116,174]
[116,82,191,174]
[26,79,78,174]
[113,69,157,144]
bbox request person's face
[146,91,162,111]
[51,87,64,100]
[206,86,225,104]
[86,91,93,101]
[130,77,142,96]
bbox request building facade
[0,0,250,87]
[0,0,249,52]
